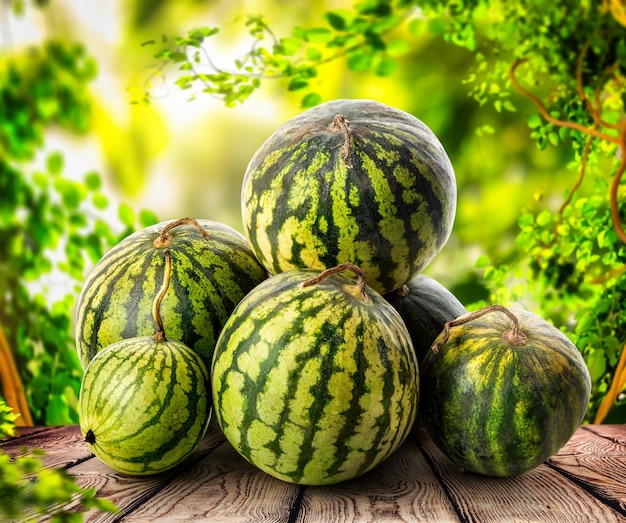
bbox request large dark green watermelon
[420,306,592,477]
[241,99,457,294]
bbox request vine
[509,45,626,243]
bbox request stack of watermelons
[75,99,592,483]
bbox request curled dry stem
[152,249,172,342]
[301,262,371,304]
[431,305,528,354]
[329,114,353,168]
[153,217,210,248]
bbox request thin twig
[509,58,618,144]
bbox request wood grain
[1,425,93,468]
[115,439,300,522]
[67,418,228,522]
[3,424,626,522]
[297,437,459,522]
[547,424,626,516]
[415,427,625,523]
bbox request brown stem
[329,114,353,168]
[510,55,626,243]
[543,132,595,250]
[153,217,210,248]
[509,58,618,144]
[152,249,172,342]
[589,261,626,284]
[301,263,371,304]
[0,324,33,426]
[610,128,626,242]
[394,284,410,298]
[431,305,528,354]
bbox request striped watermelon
[384,274,467,363]
[241,99,457,295]
[75,218,267,371]
[211,263,419,485]
[420,306,592,477]
[78,335,210,475]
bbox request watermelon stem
[152,249,172,342]
[329,114,353,168]
[153,217,210,248]
[393,284,410,298]
[300,263,372,304]
[431,305,528,354]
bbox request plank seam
[63,452,98,470]
[544,461,626,517]
[286,485,307,523]
[411,432,465,523]
[108,437,228,522]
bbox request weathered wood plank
[296,436,459,522]
[547,424,626,516]
[415,427,625,523]
[4,424,626,522]
[1,419,229,522]
[1,425,93,469]
[115,439,300,522]
[68,419,228,522]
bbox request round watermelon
[211,263,419,485]
[75,218,267,371]
[420,305,592,477]
[241,99,457,295]
[78,335,211,476]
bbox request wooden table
[2,421,626,522]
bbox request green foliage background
[1,0,625,433]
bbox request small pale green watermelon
[420,306,592,477]
[75,218,267,371]
[241,98,457,295]
[78,335,210,476]
[211,263,419,485]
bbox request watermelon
[211,263,419,485]
[75,218,267,371]
[420,305,592,477]
[241,99,457,295]
[384,274,467,363]
[79,335,210,475]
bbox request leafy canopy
[0,40,158,426]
